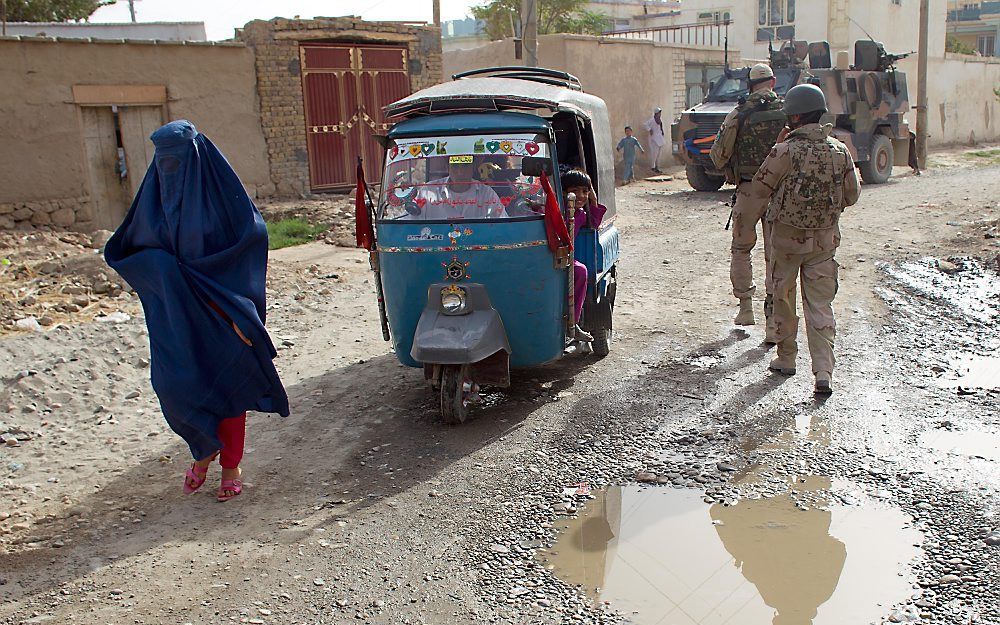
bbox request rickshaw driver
[407,155,508,220]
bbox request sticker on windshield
[390,135,545,162]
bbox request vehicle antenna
[847,14,876,41]
[724,34,729,69]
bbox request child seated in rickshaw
[561,169,607,342]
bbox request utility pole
[432,0,440,26]
[2,0,7,37]
[916,0,929,168]
[521,0,537,67]
[128,0,137,23]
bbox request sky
[89,0,482,40]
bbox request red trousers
[217,413,246,469]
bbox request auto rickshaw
[357,67,620,423]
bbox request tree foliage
[3,0,116,22]
[945,34,977,56]
[471,0,611,40]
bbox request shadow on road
[0,350,597,602]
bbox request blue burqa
[105,120,289,460]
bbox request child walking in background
[560,169,607,341]
[105,120,289,502]
[616,126,644,184]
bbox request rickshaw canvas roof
[386,112,549,140]
[383,77,607,122]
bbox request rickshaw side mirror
[521,157,552,177]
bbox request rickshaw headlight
[440,287,467,315]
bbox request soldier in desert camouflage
[710,64,787,340]
[750,84,861,395]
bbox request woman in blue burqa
[106,120,289,502]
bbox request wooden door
[300,43,411,190]
[81,107,129,230]
[119,106,164,198]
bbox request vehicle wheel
[440,364,472,425]
[592,327,612,357]
[685,164,725,192]
[860,134,893,184]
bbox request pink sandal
[183,463,210,494]
[183,452,219,494]
[217,479,243,502]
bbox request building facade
[947,1,1000,56]
[0,17,443,232]
[650,0,948,60]
[239,17,442,195]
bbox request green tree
[471,0,611,40]
[4,0,116,22]
[945,34,977,55]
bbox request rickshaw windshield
[380,134,551,221]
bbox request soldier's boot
[763,295,777,345]
[734,298,755,326]
[768,341,796,375]
[814,371,833,395]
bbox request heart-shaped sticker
[500,141,513,153]
[485,141,501,153]
[525,142,540,155]
[390,145,399,159]
[408,145,422,157]
[500,196,513,207]
[415,198,427,209]
[422,143,435,156]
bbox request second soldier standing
[710,64,787,341]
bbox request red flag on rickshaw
[355,161,373,250]
[539,171,572,253]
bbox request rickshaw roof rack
[384,77,608,123]
[452,66,583,91]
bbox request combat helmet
[782,84,827,116]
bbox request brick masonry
[239,17,442,196]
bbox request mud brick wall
[239,18,442,196]
[0,197,92,231]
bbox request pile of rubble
[1,230,138,335]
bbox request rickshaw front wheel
[441,364,472,425]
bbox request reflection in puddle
[545,483,921,625]
[935,354,1000,390]
[920,429,1000,461]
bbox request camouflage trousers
[769,247,839,375]
[730,181,772,300]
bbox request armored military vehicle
[671,40,915,191]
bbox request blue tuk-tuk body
[370,68,621,423]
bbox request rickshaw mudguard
[574,224,620,297]
[410,283,512,366]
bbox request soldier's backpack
[732,94,787,180]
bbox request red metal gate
[300,43,411,190]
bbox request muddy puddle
[882,257,1000,325]
[933,353,1000,390]
[920,428,1000,461]
[543,482,921,625]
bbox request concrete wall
[898,53,1000,144]
[443,34,729,175]
[239,17,442,196]
[0,36,270,231]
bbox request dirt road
[1,156,998,625]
